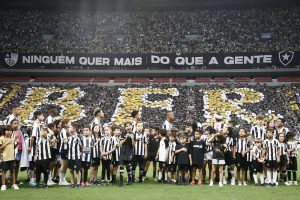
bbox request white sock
[260,174,264,184]
[273,171,277,184]
[158,171,162,180]
[267,170,272,184]
[164,172,168,181]
[253,174,258,184]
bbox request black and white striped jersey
[162,120,173,131]
[287,141,298,157]
[225,136,235,152]
[252,146,263,161]
[213,122,225,132]
[4,114,20,125]
[274,127,289,138]
[167,141,176,164]
[250,125,266,140]
[45,115,55,125]
[203,135,213,152]
[100,136,113,160]
[263,139,280,161]
[81,136,94,162]
[59,128,69,153]
[112,136,121,162]
[236,138,249,153]
[279,142,288,156]
[67,135,82,160]
[90,118,103,136]
[133,131,148,156]
[91,134,101,159]
[36,136,51,160]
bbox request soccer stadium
[0,0,300,199]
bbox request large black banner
[1,51,299,69]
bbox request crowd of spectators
[0,8,299,54]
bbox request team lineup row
[0,107,299,191]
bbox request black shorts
[265,160,279,170]
[177,164,189,172]
[192,163,203,169]
[36,159,50,172]
[147,155,156,162]
[280,155,287,167]
[60,150,68,160]
[167,164,177,172]
[224,151,234,166]
[287,157,297,171]
[236,153,248,170]
[68,159,81,172]
[158,161,167,169]
[81,161,91,169]
[112,161,120,166]
[253,160,263,173]
[1,160,15,171]
[50,149,57,162]
[29,161,36,170]
[91,158,100,167]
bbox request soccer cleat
[209,181,213,186]
[272,183,277,187]
[59,180,70,186]
[12,184,19,190]
[219,182,223,187]
[243,181,247,186]
[284,182,290,186]
[231,178,235,186]
[293,181,298,186]
[1,185,7,191]
[47,179,56,186]
[238,181,242,186]
[223,179,227,185]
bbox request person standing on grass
[35,126,52,189]
[119,121,135,186]
[189,129,206,187]
[111,125,122,184]
[67,123,82,188]
[0,125,19,191]
[175,134,190,186]
[59,119,71,185]
[263,129,280,187]
[81,126,94,187]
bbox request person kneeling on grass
[207,132,227,187]
[0,125,19,191]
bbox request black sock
[288,171,291,181]
[293,171,297,181]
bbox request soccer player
[263,129,280,187]
[59,119,71,185]
[119,121,135,186]
[90,108,104,136]
[166,132,177,184]
[29,110,44,187]
[162,111,174,132]
[144,127,159,180]
[250,115,266,140]
[175,134,190,186]
[47,123,59,186]
[223,126,236,185]
[81,126,93,186]
[274,117,289,138]
[35,126,52,188]
[132,122,148,183]
[252,139,265,186]
[286,132,298,185]
[45,106,58,125]
[235,128,250,186]
[100,125,114,185]
[278,133,290,186]
[111,125,122,184]
[67,123,82,188]
[189,129,206,186]
[4,106,21,125]
[131,110,141,133]
[90,125,101,184]
[156,129,168,183]
[202,126,215,184]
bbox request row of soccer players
[0,109,298,191]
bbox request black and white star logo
[279,51,294,66]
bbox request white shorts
[204,151,213,161]
[212,159,225,165]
